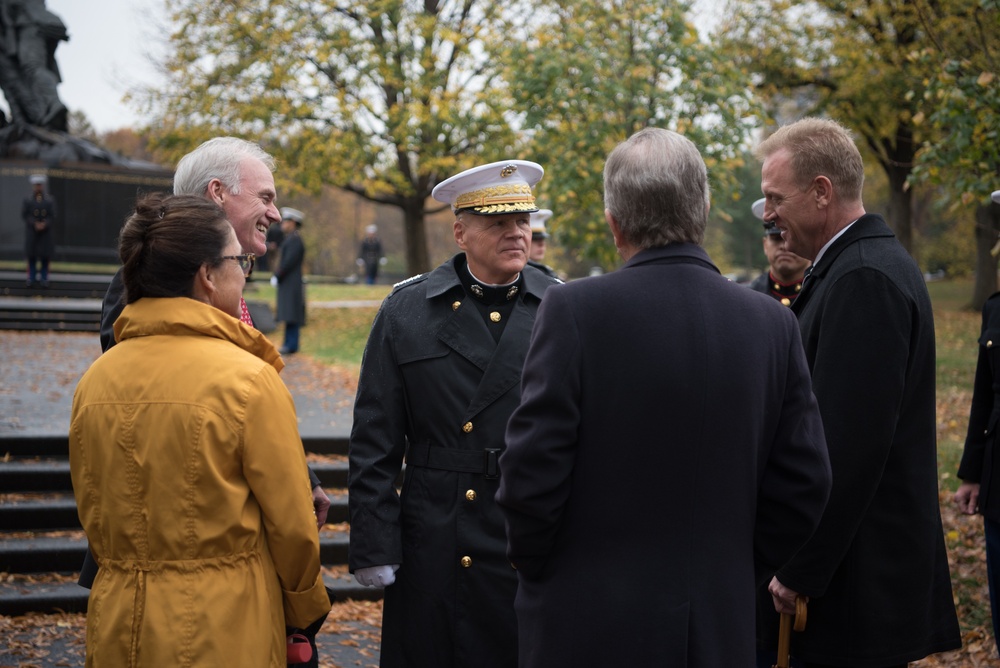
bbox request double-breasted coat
[70,297,331,667]
[22,191,56,258]
[348,254,558,668]
[275,231,306,326]
[757,214,961,665]
[495,243,832,667]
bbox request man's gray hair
[603,127,710,249]
[173,137,276,197]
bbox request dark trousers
[986,516,1000,656]
[283,322,301,352]
[27,256,49,282]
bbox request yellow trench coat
[70,297,330,667]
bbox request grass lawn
[929,279,980,494]
[246,280,390,375]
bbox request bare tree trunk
[972,202,1000,311]
[403,199,431,275]
[884,163,913,256]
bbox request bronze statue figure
[0,0,68,131]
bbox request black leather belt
[406,442,501,479]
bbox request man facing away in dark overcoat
[496,127,833,667]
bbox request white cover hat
[751,197,765,220]
[432,160,543,215]
[280,207,304,224]
[530,209,552,238]
[992,190,1000,205]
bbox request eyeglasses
[219,253,255,277]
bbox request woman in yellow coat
[70,193,331,667]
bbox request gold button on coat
[463,422,473,433]
[465,489,477,501]
[988,340,994,348]
[461,556,472,568]
[490,311,501,322]
[452,301,461,311]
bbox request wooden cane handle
[793,596,808,632]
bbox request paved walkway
[0,329,355,439]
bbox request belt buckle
[483,448,501,479]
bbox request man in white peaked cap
[527,208,559,278]
[23,172,55,287]
[349,159,561,668]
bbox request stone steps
[0,458,350,493]
[0,271,112,332]
[0,491,349,532]
[0,434,376,615]
[0,270,112,299]
[0,568,381,617]
[0,533,352,574]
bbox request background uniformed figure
[953,187,1000,657]
[746,197,810,307]
[496,127,832,667]
[357,224,386,284]
[22,172,55,287]
[273,207,306,355]
[526,208,558,279]
[348,159,560,668]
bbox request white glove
[354,564,399,588]
[270,275,278,287]
[356,258,365,267]
[379,257,388,265]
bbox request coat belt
[406,442,501,479]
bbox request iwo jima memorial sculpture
[0,0,171,264]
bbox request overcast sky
[33,0,721,135]
[45,0,167,133]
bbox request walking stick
[772,596,807,668]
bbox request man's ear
[813,175,832,209]
[453,218,466,250]
[206,178,226,206]
[605,209,624,249]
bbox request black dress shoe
[279,347,297,355]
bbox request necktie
[239,297,254,327]
[801,265,815,287]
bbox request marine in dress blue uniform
[348,160,560,668]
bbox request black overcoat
[758,214,961,665]
[497,243,832,667]
[22,192,56,258]
[348,254,558,668]
[959,292,1000,520]
[275,232,306,325]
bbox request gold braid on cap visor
[455,183,537,213]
